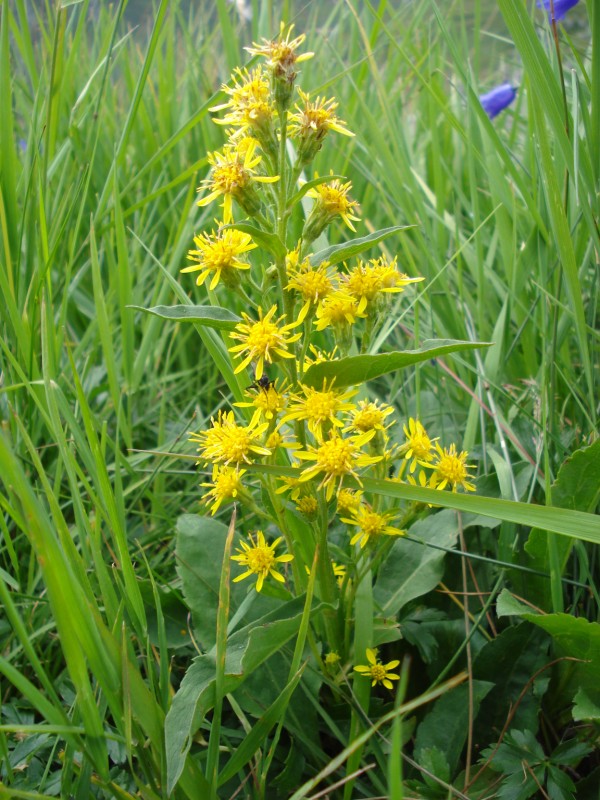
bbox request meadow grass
[0,0,598,797]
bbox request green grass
[0,0,598,797]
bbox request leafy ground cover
[0,1,598,798]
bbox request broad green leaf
[473,623,550,736]
[221,222,286,260]
[572,688,600,722]
[414,680,494,773]
[374,509,458,616]
[302,339,491,388]
[176,514,278,649]
[497,591,600,705]
[496,589,539,618]
[165,595,327,793]
[129,304,241,330]
[309,226,414,268]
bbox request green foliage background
[0,0,598,797]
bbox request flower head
[228,305,302,380]
[313,290,366,332]
[305,178,361,238]
[336,488,362,515]
[426,443,476,493]
[296,431,381,501]
[181,224,256,290]
[190,410,270,468]
[235,378,288,422]
[231,530,293,592]
[400,418,437,473]
[345,400,395,436]
[289,89,354,164]
[286,252,336,322]
[354,648,400,690]
[296,494,318,517]
[479,84,517,120]
[537,0,579,21]
[283,379,358,440]
[201,465,246,515]
[197,141,279,223]
[210,66,274,131]
[341,504,404,549]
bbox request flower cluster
[178,24,477,682]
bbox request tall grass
[0,0,598,797]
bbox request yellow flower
[341,504,404,549]
[246,22,314,73]
[197,141,279,223]
[201,465,246,515]
[324,651,341,669]
[340,261,384,314]
[228,305,302,380]
[286,253,336,322]
[305,178,361,234]
[426,443,476,493]
[190,410,271,468]
[354,648,400,690]
[370,255,424,292]
[400,418,438,473]
[296,495,318,517]
[234,378,288,422]
[181,223,256,290]
[336,488,362,515]
[210,66,274,132]
[231,531,294,592]
[282,379,358,441]
[313,290,366,332]
[275,475,303,501]
[289,89,354,164]
[345,400,395,436]
[295,431,381,501]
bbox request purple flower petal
[479,84,517,120]
[537,0,580,21]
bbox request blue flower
[479,84,517,120]
[537,0,579,21]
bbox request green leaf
[496,591,600,705]
[373,509,458,616]
[176,514,278,649]
[217,667,305,786]
[418,747,450,788]
[523,440,600,609]
[496,588,541,619]
[302,339,491,389]
[572,688,600,722]
[129,304,241,330]
[165,595,327,793]
[473,623,550,737]
[414,680,494,773]
[221,222,286,260]
[309,226,414,268]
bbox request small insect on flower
[231,530,294,592]
[229,305,303,380]
[354,648,400,690]
[479,83,517,120]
